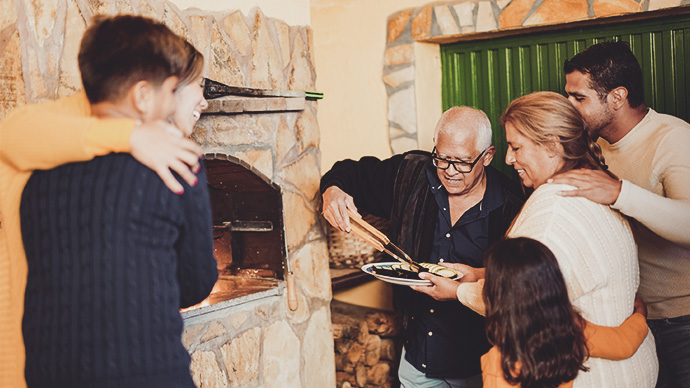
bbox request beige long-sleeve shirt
[603,109,690,319]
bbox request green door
[441,14,690,177]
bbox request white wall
[311,0,433,173]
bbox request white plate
[361,262,461,286]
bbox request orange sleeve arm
[481,347,520,388]
[585,313,648,361]
[0,92,135,172]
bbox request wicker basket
[326,213,391,269]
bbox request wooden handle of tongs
[346,210,419,270]
[347,210,389,244]
[349,222,385,251]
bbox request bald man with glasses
[320,106,525,388]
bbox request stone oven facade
[0,1,335,387]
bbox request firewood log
[379,339,398,361]
[364,334,382,366]
[354,364,368,387]
[332,300,400,338]
[366,362,391,386]
[376,360,396,371]
[365,312,400,337]
[332,322,345,340]
[336,371,356,387]
[364,382,392,388]
[346,342,365,365]
[335,353,355,373]
[333,313,369,344]
[357,321,370,344]
[335,336,353,355]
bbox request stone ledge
[182,283,284,324]
[205,96,306,114]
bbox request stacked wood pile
[332,301,403,388]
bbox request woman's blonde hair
[500,91,608,175]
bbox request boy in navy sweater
[20,15,217,388]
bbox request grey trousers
[398,348,483,388]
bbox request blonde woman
[414,91,658,387]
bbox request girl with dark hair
[482,238,649,388]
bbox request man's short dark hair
[78,14,187,103]
[564,41,645,108]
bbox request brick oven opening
[184,153,286,309]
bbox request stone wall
[383,0,690,153]
[0,0,335,387]
[0,0,317,115]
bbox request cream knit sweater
[458,183,658,387]
[602,109,690,320]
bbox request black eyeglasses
[432,147,487,173]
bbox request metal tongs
[347,210,421,272]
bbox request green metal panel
[441,14,690,177]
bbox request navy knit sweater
[20,154,218,388]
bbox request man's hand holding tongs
[322,186,361,233]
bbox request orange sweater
[481,313,649,388]
[0,92,135,388]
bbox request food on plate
[371,262,458,279]
[371,265,420,280]
[418,262,458,278]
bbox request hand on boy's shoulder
[130,120,203,195]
